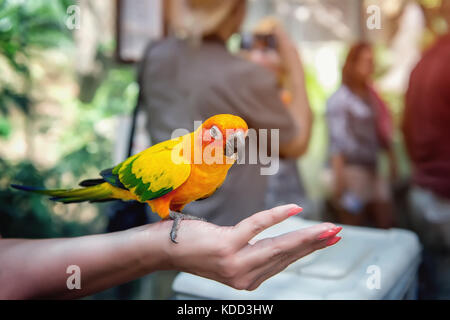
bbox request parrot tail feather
[78,178,105,187]
[11,183,114,203]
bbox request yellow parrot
[12,114,248,243]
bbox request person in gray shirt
[139,0,313,226]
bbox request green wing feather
[113,136,191,202]
[11,183,113,203]
[12,137,191,204]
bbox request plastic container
[172,217,422,300]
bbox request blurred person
[0,204,342,299]
[239,17,307,211]
[239,17,293,108]
[325,43,397,228]
[402,26,450,299]
[140,0,312,226]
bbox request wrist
[130,221,174,273]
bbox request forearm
[331,153,346,198]
[279,42,312,158]
[0,223,169,299]
[285,70,313,157]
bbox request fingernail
[288,207,303,217]
[326,236,341,247]
[317,226,343,240]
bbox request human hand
[271,23,304,79]
[146,204,342,291]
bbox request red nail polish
[326,236,341,246]
[288,207,303,217]
[317,226,343,240]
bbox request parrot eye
[209,126,222,140]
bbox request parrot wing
[110,137,191,202]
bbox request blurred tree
[0,0,138,239]
[0,0,73,117]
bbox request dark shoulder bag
[106,41,160,232]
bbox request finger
[240,223,336,267]
[247,261,291,291]
[248,226,343,290]
[238,223,342,285]
[255,222,342,261]
[246,232,340,291]
[232,204,303,248]
[240,241,311,291]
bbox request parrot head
[197,114,248,163]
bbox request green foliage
[0,0,74,115]
[78,66,138,117]
[0,0,138,238]
[299,66,332,199]
[0,158,106,238]
[0,115,11,137]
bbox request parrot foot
[169,211,205,244]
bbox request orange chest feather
[170,161,233,205]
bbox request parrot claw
[169,211,205,243]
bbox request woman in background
[326,42,396,228]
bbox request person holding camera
[239,17,307,211]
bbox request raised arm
[273,25,313,158]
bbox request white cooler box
[172,217,422,300]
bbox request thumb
[233,204,303,248]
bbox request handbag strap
[126,40,162,158]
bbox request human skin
[271,24,313,158]
[0,204,341,299]
[213,1,313,159]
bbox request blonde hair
[169,0,240,40]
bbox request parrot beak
[225,130,246,162]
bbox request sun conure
[12,114,248,243]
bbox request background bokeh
[0,0,448,299]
